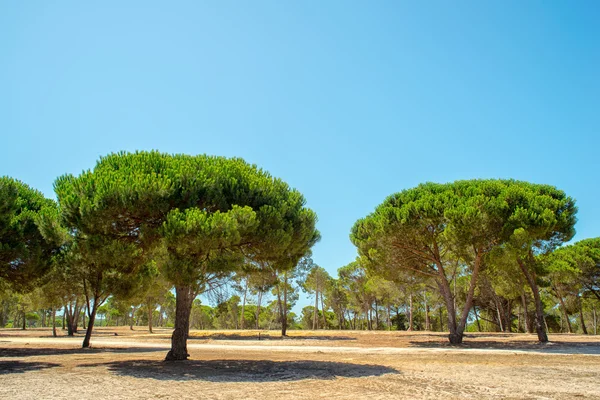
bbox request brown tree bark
[579,296,588,335]
[521,292,532,333]
[240,278,247,329]
[82,304,98,348]
[407,295,413,331]
[165,285,194,361]
[554,286,572,333]
[321,292,327,329]
[148,305,154,334]
[517,257,548,342]
[52,308,57,337]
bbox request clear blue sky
[2,2,599,309]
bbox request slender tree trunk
[593,306,597,335]
[579,296,588,335]
[129,306,137,331]
[255,290,263,329]
[424,294,430,331]
[52,308,57,337]
[554,287,572,333]
[521,292,532,333]
[496,299,504,332]
[62,308,66,330]
[313,288,319,330]
[165,285,195,361]
[148,305,154,334]
[240,278,247,329]
[517,257,548,342]
[408,295,413,331]
[21,310,26,330]
[474,306,482,332]
[321,292,327,329]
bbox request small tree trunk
[255,290,263,330]
[240,278,247,329]
[21,310,26,330]
[387,303,392,331]
[312,288,319,330]
[129,306,137,331]
[521,292,532,333]
[148,305,154,334]
[282,275,288,336]
[408,295,414,331]
[496,300,504,332]
[554,287,572,333]
[52,308,57,337]
[579,296,588,335]
[474,307,482,332]
[424,295,430,331]
[165,285,194,361]
[321,292,327,329]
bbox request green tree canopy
[351,179,576,343]
[55,151,319,359]
[0,177,59,291]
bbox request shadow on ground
[409,340,600,354]
[82,359,399,382]
[0,347,166,358]
[189,333,356,341]
[0,361,60,374]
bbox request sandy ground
[1,328,600,399]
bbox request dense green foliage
[0,177,59,291]
[350,179,577,343]
[53,151,319,357]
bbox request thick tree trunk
[82,304,98,348]
[517,258,548,342]
[165,286,194,361]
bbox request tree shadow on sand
[0,361,60,374]
[82,359,399,382]
[0,346,166,358]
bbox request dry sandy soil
[1,327,599,399]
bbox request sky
[1,2,599,310]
